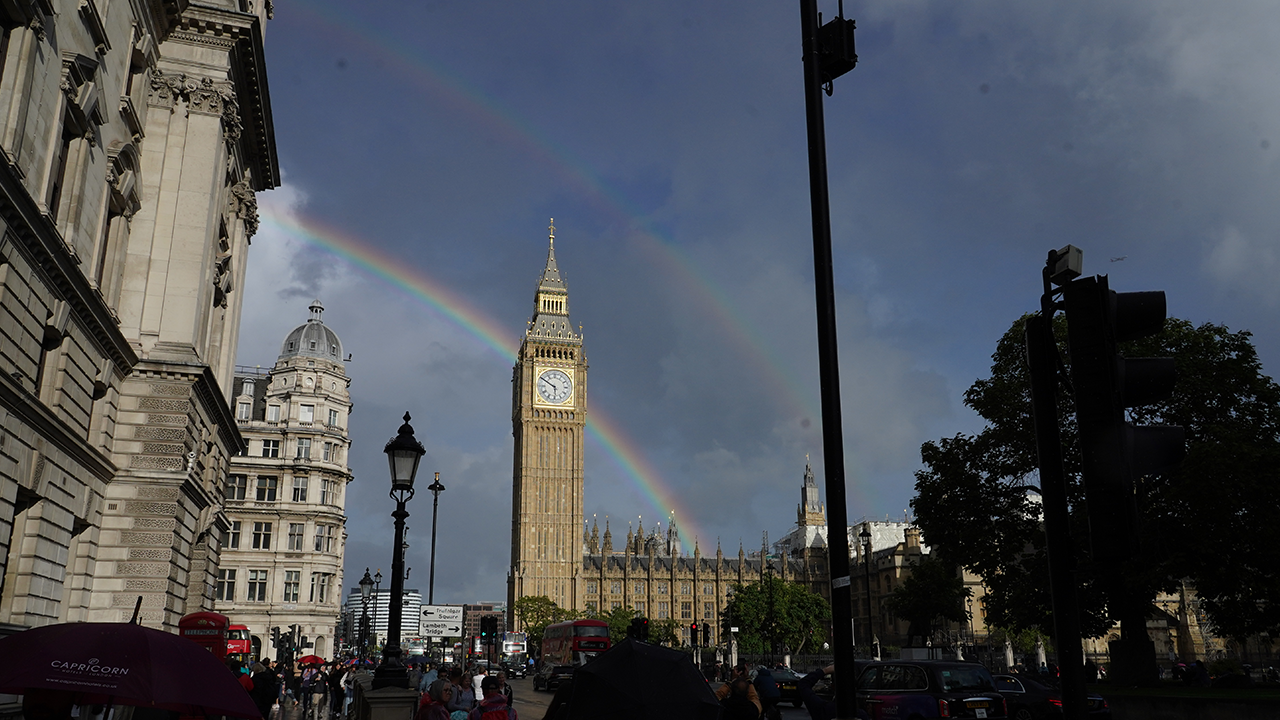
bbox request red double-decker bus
[541,619,610,667]
[226,624,252,663]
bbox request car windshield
[993,676,1023,692]
[939,667,996,693]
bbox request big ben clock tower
[509,221,588,621]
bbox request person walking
[713,664,761,717]
[415,678,455,720]
[754,665,782,720]
[495,671,513,707]
[250,662,281,720]
[327,663,347,720]
[469,676,517,720]
[719,677,759,720]
[447,668,476,715]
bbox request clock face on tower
[537,369,573,404]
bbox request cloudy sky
[235,0,1280,606]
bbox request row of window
[584,580,717,596]
[227,476,342,504]
[579,600,718,621]
[236,402,344,427]
[224,521,339,553]
[238,437,343,462]
[217,569,336,604]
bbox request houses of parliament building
[505,225,829,648]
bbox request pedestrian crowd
[410,661,518,720]
[220,656,518,720]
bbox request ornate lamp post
[371,413,425,690]
[359,568,374,662]
[374,570,382,651]
[860,527,878,660]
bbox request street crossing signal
[1063,275,1186,556]
[628,617,649,641]
[271,627,280,647]
[690,622,698,644]
[703,624,710,646]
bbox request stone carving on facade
[212,250,233,308]
[228,180,259,237]
[29,15,45,41]
[148,72,186,108]
[148,73,243,146]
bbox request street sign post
[421,605,463,637]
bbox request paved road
[509,676,817,720]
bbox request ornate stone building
[0,0,277,632]
[214,302,353,659]
[507,222,588,613]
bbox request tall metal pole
[373,501,411,688]
[800,1,858,716]
[1024,254,1086,720]
[428,473,444,605]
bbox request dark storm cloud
[236,0,1280,602]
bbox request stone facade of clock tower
[508,223,588,625]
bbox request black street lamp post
[371,412,426,690]
[359,568,374,662]
[860,527,877,659]
[427,472,445,605]
[426,472,445,664]
[374,570,382,653]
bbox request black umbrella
[565,638,721,720]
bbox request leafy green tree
[721,576,831,654]
[912,316,1280,640]
[513,595,577,658]
[600,604,638,644]
[881,555,971,645]
[651,618,681,647]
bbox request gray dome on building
[279,300,344,362]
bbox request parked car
[749,666,807,708]
[993,674,1111,719]
[533,663,575,691]
[857,660,1008,719]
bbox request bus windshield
[576,626,609,637]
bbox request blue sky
[236,0,1280,605]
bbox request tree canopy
[721,576,831,655]
[912,316,1280,640]
[881,555,972,645]
[513,595,577,657]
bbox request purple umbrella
[0,622,260,717]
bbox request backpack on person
[467,704,512,720]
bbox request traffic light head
[1064,275,1186,555]
[628,617,649,641]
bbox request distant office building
[214,302,353,659]
[343,586,423,647]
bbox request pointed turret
[798,456,827,527]
[526,219,581,347]
[602,519,613,555]
[590,518,600,555]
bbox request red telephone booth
[179,611,230,660]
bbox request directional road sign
[421,604,464,637]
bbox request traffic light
[690,622,698,645]
[271,627,280,647]
[703,623,710,646]
[1063,275,1186,557]
[628,617,649,641]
